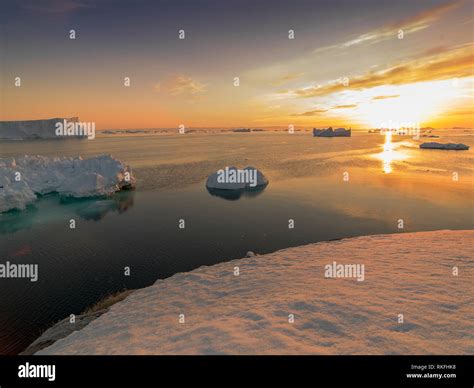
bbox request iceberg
[0,155,135,213]
[206,166,268,190]
[313,127,351,137]
[206,166,268,200]
[0,117,86,140]
[419,142,469,150]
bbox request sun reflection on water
[381,131,394,173]
[374,130,411,174]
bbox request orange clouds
[291,44,474,98]
[155,75,206,97]
[372,95,400,100]
[291,109,328,117]
[270,72,305,86]
[332,104,358,109]
[291,104,358,117]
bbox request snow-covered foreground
[37,230,473,355]
[0,155,135,212]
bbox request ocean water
[0,130,473,354]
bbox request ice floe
[419,142,469,150]
[0,155,135,212]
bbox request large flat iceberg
[0,117,86,140]
[0,155,135,213]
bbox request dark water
[1,178,472,354]
[1,132,473,354]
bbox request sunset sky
[0,0,473,129]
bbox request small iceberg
[419,142,469,151]
[313,127,351,137]
[206,166,268,200]
[0,155,135,213]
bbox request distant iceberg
[419,142,469,150]
[0,117,87,140]
[0,155,135,213]
[313,127,351,137]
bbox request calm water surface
[0,131,472,353]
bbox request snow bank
[0,117,84,140]
[420,142,469,150]
[0,155,135,212]
[37,230,473,355]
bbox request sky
[0,0,473,129]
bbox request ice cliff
[0,117,84,140]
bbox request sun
[357,79,463,129]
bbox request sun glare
[358,80,463,129]
[381,131,394,174]
[374,130,412,174]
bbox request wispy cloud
[21,0,95,14]
[314,0,462,53]
[155,75,206,97]
[291,109,328,117]
[288,43,473,98]
[372,95,400,100]
[332,104,358,109]
[291,104,358,117]
[270,72,305,86]
[291,104,357,117]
